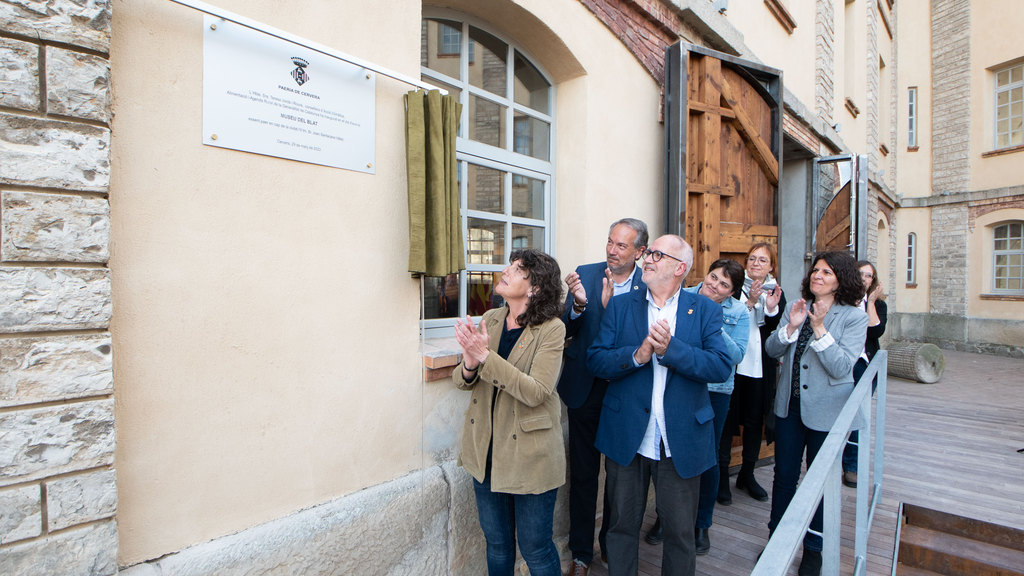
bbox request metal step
[894,565,947,576]
[903,504,1024,554]
[898,524,1024,576]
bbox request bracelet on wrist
[573,299,587,309]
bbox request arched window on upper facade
[419,12,555,334]
[993,222,1024,293]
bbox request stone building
[890,0,1024,357]
[0,0,908,574]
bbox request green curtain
[405,89,464,277]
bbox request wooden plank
[688,182,736,196]
[689,100,737,118]
[718,76,780,186]
[824,217,851,245]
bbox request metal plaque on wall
[202,15,375,173]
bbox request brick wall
[929,203,969,315]
[930,0,971,194]
[0,2,116,575]
[815,0,836,124]
[578,0,681,85]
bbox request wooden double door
[665,43,783,279]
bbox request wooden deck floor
[584,349,1024,576]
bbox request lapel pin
[688,309,693,314]
[633,285,639,290]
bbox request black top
[864,300,888,360]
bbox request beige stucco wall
[968,207,1024,319]
[894,208,930,313]
[726,0,817,112]
[895,0,931,198]
[111,0,662,566]
[969,0,1024,192]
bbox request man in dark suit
[587,235,732,576]
[560,218,648,576]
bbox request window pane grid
[421,13,554,325]
[995,65,1024,149]
[993,223,1024,293]
[906,232,916,284]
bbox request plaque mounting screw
[367,163,372,168]
[366,74,371,79]
[211,134,218,140]
[210,23,217,30]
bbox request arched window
[906,232,916,284]
[993,222,1023,292]
[419,12,555,333]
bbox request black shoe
[644,518,663,545]
[737,470,769,502]
[843,470,858,488]
[695,528,710,555]
[717,466,733,506]
[798,549,822,576]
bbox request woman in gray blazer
[764,251,868,576]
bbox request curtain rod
[167,0,446,94]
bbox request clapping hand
[565,271,587,308]
[787,299,808,337]
[601,268,615,308]
[454,315,490,370]
[766,285,783,311]
[647,319,672,357]
[808,299,831,333]
[746,279,763,308]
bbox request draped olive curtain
[405,89,464,277]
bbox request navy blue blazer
[557,262,646,409]
[586,287,733,479]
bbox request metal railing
[750,350,888,576]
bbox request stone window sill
[764,0,796,34]
[905,283,917,289]
[980,293,1024,301]
[907,146,919,152]
[422,337,462,381]
[982,144,1024,158]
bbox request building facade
[0,0,910,574]
[892,0,1024,357]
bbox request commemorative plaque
[203,16,375,173]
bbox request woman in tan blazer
[453,249,566,576]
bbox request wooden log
[886,342,946,383]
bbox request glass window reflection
[468,27,507,96]
[468,164,505,214]
[422,19,462,80]
[513,51,550,114]
[469,95,506,148]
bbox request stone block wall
[929,203,969,316]
[815,0,836,124]
[930,0,970,194]
[0,2,116,575]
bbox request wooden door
[665,43,783,281]
[811,154,868,256]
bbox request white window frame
[907,87,917,148]
[420,9,557,336]
[994,63,1023,150]
[992,222,1024,293]
[906,232,916,284]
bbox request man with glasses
[587,235,732,576]
[560,218,648,576]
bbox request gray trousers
[605,451,700,576]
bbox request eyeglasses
[747,256,770,265]
[642,249,684,263]
[860,272,874,280]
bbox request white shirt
[736,286,780,378]
[637,286,681,461]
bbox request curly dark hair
[509,249,563,327]
[801,251,864,306]
[707,258,746,300]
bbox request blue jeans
[472,476,561,576]
[696,391,732,529]
[843,358,871,473]
[769,396,827,552]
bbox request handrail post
[854,375,871,574]
[823,456,842,576]
[874,351,887,489]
